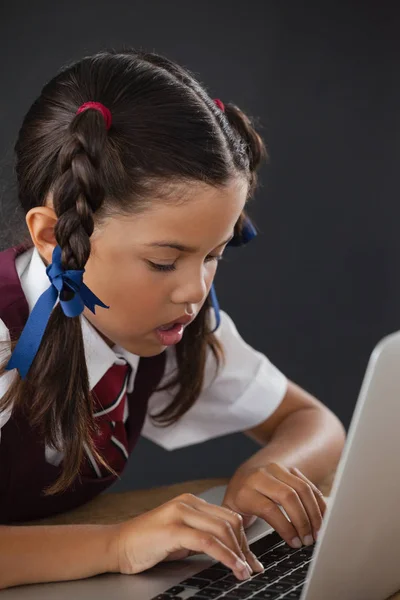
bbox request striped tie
[81,360,131,478]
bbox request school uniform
[0,245,287,524]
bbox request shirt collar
[17,247,139,390]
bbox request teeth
[159,323,176,331]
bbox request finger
[257,475,315,545]
[289,467,327,537]
[192,498,245,549]
[185,497,248,565]
[193,497,263,573]
[170,523,252,581]
[178,503,250,572]
[237,488,302,548]
[280,473,321,544]
[207,503,264,574]
[290,467,327,516]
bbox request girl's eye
[147,255,223,273]
[147,261,176,272]
[204,254,224,264]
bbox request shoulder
[141,309,288,450]
[203,309,287,394]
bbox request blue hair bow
[210,215,257,332]
[6,245,109,379]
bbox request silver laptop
[4,330,400,600]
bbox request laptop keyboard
[151,531,315,600]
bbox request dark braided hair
[0,49,267,494]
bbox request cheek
[83,257,168,333]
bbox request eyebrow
[145,234,234,253]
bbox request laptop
[3,330,400,600]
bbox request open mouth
[154,322,185,346]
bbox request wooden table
[27,476,400,599]
[28,478,231,526]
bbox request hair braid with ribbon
[11,104,114,494]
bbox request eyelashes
[148,255,223,273]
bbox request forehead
[145,178,247,235]
[96,178,248,246]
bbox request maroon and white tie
[81,360,131,478]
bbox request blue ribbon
[210,216,257,332]
[6,246,109,379]
[227,216,257,247]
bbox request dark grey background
[0,1,399,491]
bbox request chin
[121,339,167,357]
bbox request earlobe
[26,206,58,263]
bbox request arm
[0,523,118,589]
[239,380,345,487]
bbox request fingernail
[303,534,314,546]
[236,558,251,579]
[236,558,248,571]
[252,555,264,572]
[245,561,253,575]
[314,529,320,540]
[291,536,302,548]
[238,564,252,580]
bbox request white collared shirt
[0,247,287,464]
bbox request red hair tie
[76,102,112,130]
[214,98,225,112]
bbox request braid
[41,107,117,493]
[53,112,107,269]
[30,108,115,494]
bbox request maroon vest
[0,246,166,524]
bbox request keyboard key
[164,586,185,596]
[266,581,293,593]
[282,589,303,599]
[152,595,175,600]
[280,573,305,586]
[208,580,236,591]
[269,544,297,558]
[295,550,313,561]
[208,563,230,573]
[252,591,281,599]
[194,568,227,582]
[301,545,314,557]
[253,568,281,583]
[260,546,286,560]
[269,562,292,576]
[221,588,254,598]
[221,574,242,584]
[250,531,283,556]
[282,557,306,569]
[193,589,221,599]
[181,578,210,589]
[259,554,277,568]
[238,580,267,592]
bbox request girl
[0,49,345,589]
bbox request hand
[222,463,326,548]
[111,493,264,579]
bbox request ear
[26,206,58,264]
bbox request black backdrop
[1,1,399,491]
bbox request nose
[170,267,208,307]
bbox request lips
[158,314,195,330]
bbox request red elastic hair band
[76,102,112,130]
[214,98,225,112]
